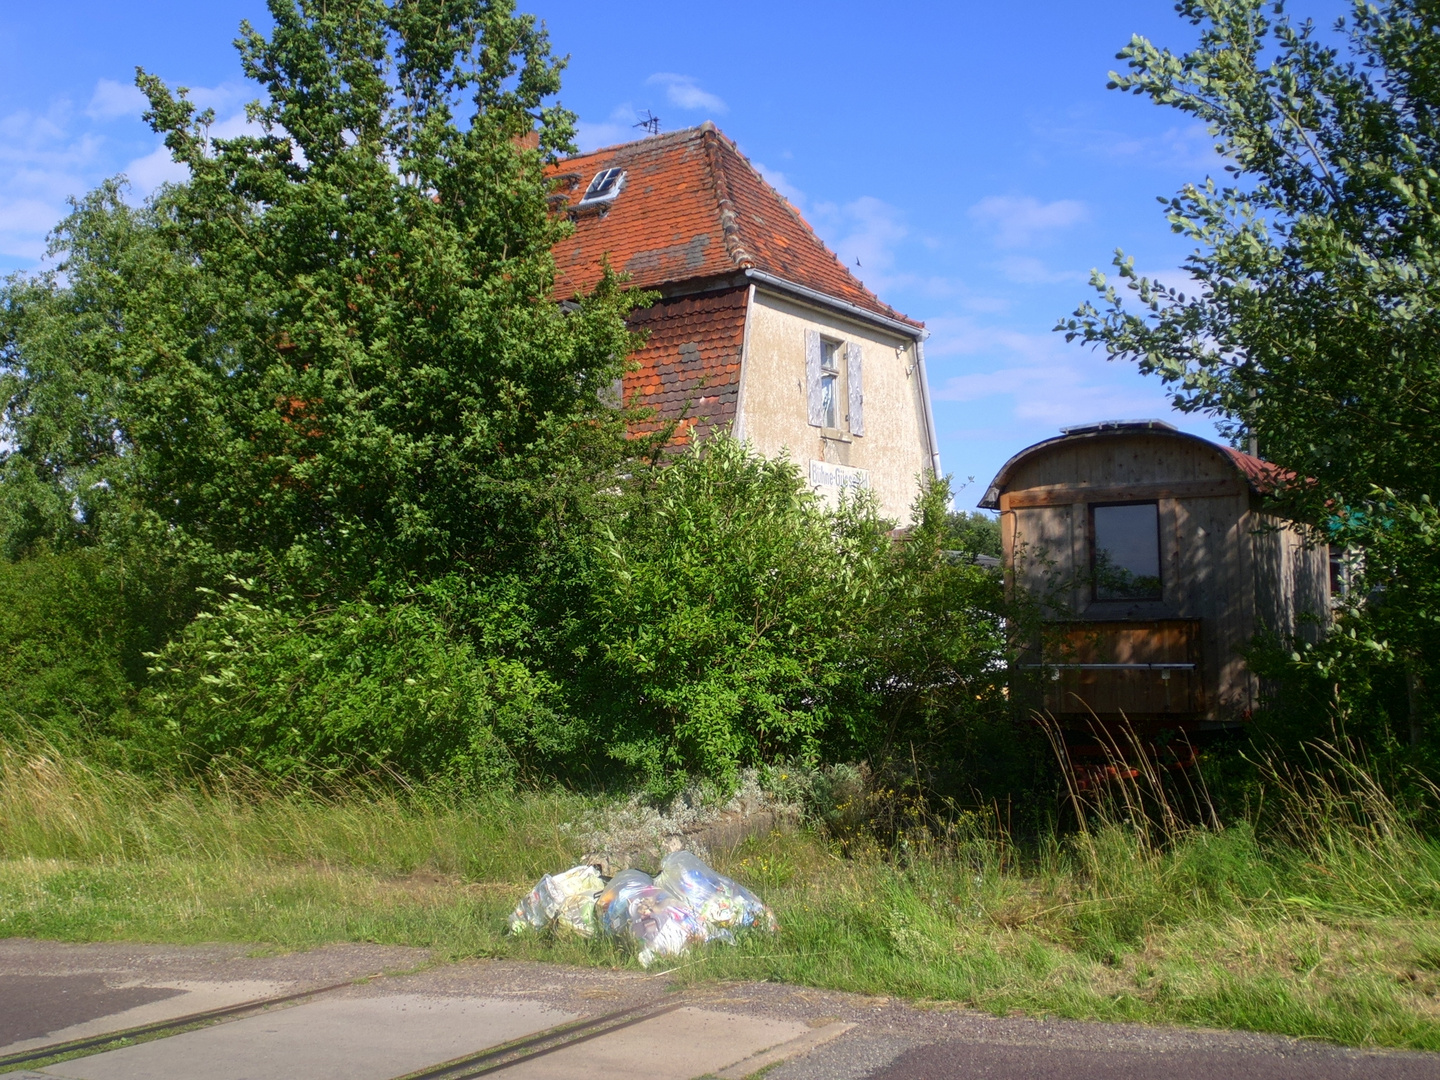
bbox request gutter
[742,267,943,478]
[742,268,924,342]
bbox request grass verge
[2,746,1439,1051]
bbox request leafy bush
[0,439,1021,801]
[943,510,1001,559]
[0,551,134,745]
[576,438,884,790]
[576,437,1015,794]
[0,547,198,753]
[0,7,1022,804]
[145,580,578,791]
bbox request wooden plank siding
[1042,620,1203,715]
[995,430,1330,725]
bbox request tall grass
[1040,719,1440,924]
[3,736,1440,1050]
[0,744,586,881]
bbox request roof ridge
[702,128,906,320]
[545,123,920,327]
[701,127,755,270]
[982,428,1292,508]
[561,121,714,162]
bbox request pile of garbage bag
[508,850,776,967]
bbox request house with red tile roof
[547,123,940,522]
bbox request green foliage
[579,439,883,789]
[0,0,643,591]
[943,510,1001,559]
[145,579,579,791]
[1061,0,1440,740]
[0,552,134,746]
[579,437,1013,793]
[850,475,1018,786]
[0,3,1020,802]
[0,548,199,751]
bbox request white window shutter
[805,330,823,426]
[846,342,864,436]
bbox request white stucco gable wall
[734,287,938,524]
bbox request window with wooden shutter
[846,342,864,436]
[820,339,841,428]
[805,330,823,427]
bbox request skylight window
[579,167,626,205]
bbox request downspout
[731,283,757,443]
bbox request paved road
[1,939,1436,1080]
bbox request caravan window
[1091,502,1161,600]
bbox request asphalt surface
[0,976,184,1046]
[863,1039,1439,1079]
[1,939,1437,1080]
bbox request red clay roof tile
[623,286,748,443]
[1221,445,1294,494]
[548,123,920,328]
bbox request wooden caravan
[979,421,1330,756]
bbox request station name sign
[809,460,871,494]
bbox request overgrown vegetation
[3,742,1439,1051]
[3,0,1440,1052]
[0,0,1015,798]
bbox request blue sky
[0,1,1350,506]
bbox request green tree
[944,510,1002,559]
[0,0,642,592]
[1061,0,1440,743]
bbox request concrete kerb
[711,1020,857,1079]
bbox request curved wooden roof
[978,421,1288,509]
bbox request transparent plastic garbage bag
[655,850,778,941]
[508,864,604,936]
[594,868,705,967]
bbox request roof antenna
[634,110,661,137]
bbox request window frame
[1088,499,1163,602]
[818,336,844,433]
[578,167,627,205]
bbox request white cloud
[0,197,64,260]
[1038,117,1223,173]
[207,111,263,141]
[926,316,1182,427]
[85,78,250,125]
[121,110,266,195]
[188,82,251,114]
[575,121,629,152]
[996,255,1086,285]
[968,195,1088,248]
[87,79,147,121]
[0,107,99,173]
[754,162,805,209]
[123,144,187,194]
[576,103,643,152]
[796,193,1003,309]
[810,195,909,293]
[957,293,1011,314]
[646,73,727,114]
[0,105,100,264]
